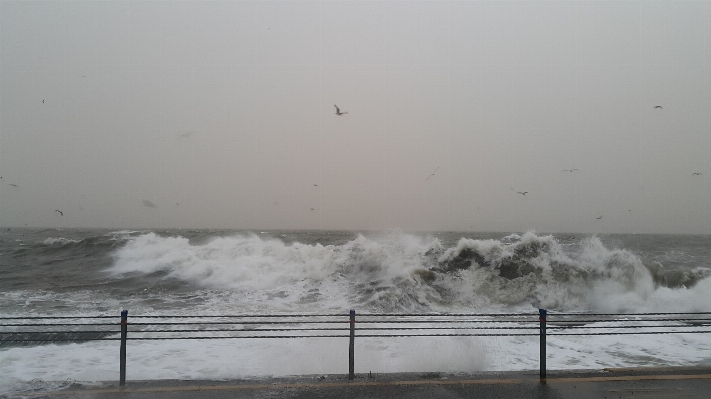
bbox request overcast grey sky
[1,1,709,234]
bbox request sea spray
[105,230,711,313]
[2,229,711,396]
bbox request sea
[1,228,710,395]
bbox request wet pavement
[19,367,711,399]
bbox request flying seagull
[8,183,18,187]
[596,215,603,220]
[55,210,63,216]
[562,169,579,172]
[517,191,528,195]
[427,166,439,180]
[654,105,663,109]
[334,104,348,116]
[692,172,702,175]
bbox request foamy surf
[106,231,711,313]
[1,229,710,397]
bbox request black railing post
[539,308,547,382]
[120,310,128,386]
[349,309,355,380]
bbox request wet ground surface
[14,367,711,399]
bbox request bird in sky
[562,169,579,172]
[692,172,702,175]
[8,183,18,187]
[55,210,63,216]
[596,215,603,220]
[517,191,528,195]
[334,104,348,116]
[427,166,439,180]
[654,105,663,109]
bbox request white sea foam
[108,232,441,311]
[43,237,81,246]
[105,231,711,314]
[2,324,710,397]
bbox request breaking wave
[109,231,711,314]
[43,237,81,246]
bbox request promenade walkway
[26,367,711,399]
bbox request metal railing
[2,309,710,385]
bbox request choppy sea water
[1,228,710,395]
